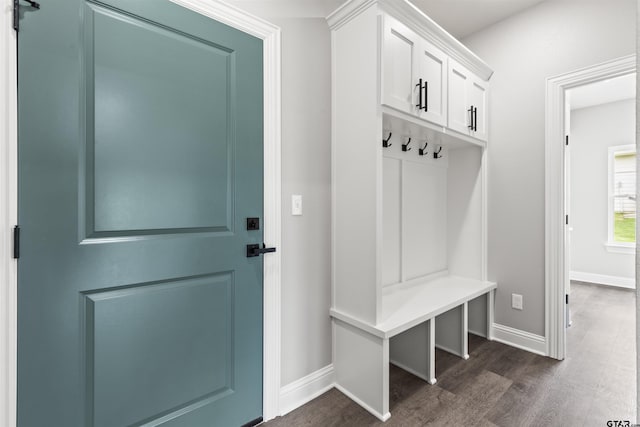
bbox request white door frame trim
[545,54,635,360]
[0,0,282,424]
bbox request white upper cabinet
[381,17,420,115]
[416,38,448,126]
[382,15,448,126]
[448,59,489,141]
[469,77,488,141]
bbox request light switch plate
[512,293,523,310]
[292,195,302,216]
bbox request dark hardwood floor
[265,282,636,426]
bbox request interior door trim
[544,54,636,362]
[0,0,282,424]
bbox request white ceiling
[410,0,548,39]
[568,73,636,111]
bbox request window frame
[605,143,636,253]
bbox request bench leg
[389,319,437,385]
[435,304,469,360]
[333,319,390,421]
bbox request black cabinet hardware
[433,146,443,159]
[468,106,478,131]
[424,80,428,112]
[246,217,260,230]
[382,132,392,148]
[402,138,412,152]
[419,141,428,156]
[473,107,478,132]
[247,243,277,258]
[13,225,19,259]
[416,79,427,111]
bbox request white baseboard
[570,271,635,289]
[279,364,335,416]
[491,323,546,356]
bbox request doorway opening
[545,55,636,364]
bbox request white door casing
[545,54,635,360]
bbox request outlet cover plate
[512,293,523,310]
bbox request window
[607,144,636,252]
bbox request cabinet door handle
[416,78,423,110]
[473,107,478,131]
[424,80,428,112]
[468,105,474,129]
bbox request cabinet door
[382,16,421,115]
[415,40,447,126]
[447,59,472,136]
[469,76,488,141]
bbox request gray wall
[462,0,636,335]
[225,2,335,387]
[570,99,635,282]
[277,17,332,386]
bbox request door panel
[86,274,233,427]
[17,0,264,426]
[88,3,234,234]
[417,42,447,126]
[447,60,470,135]
[382,16,417,114]
[469,78,488,142]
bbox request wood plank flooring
[265,282,636,426]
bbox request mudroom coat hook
[419,141,428,156]
[383,132,393,148]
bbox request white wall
[224,2,335,387]
[462,0,636,335]
[570,99,635,284]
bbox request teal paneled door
[17,0,264,426]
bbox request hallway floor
[265,282,636,426]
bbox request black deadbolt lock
[247,217,260,230]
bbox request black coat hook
[382,132,392,148]
[433,146,443,159]
[419,141,428,156]
[402,138,412,152]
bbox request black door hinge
[13,0,40,32]
[566,215,569,225]
[566,294,569,305]
[13,226,20,259]
[565,135,569,146]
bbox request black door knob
[246,243,277,258]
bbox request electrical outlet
[512,293,523,310]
